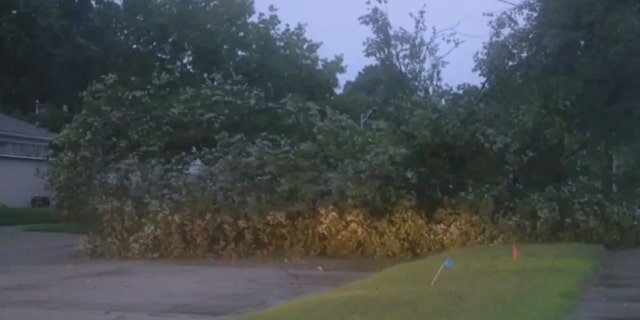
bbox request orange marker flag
[512,244,519,261]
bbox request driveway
[0,227,372,320]
[571,249,640,319]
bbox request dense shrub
[499,181,640,248]
[79,202,517,259]
[48,64,640,260]
[79,192,640,259]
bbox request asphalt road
[0,226,369,320]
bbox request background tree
[476,0,640,197]
[0,0,344,131]
[2,0,637,248]
[337,0,460,124]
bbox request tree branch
[496,0,518,6]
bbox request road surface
[0,226,370,320]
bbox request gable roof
[0,113,55,160]
[0,113,55,139]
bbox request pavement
[0,226,371,320]
[571,249,640,320]
[5,226,632,320]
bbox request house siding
[0,157,52,207]
[0,135,50,159]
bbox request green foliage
[42,0,640,258]
[356,0,460,97]
[0,0,344,131]
[47,71,363,217]
[476,0,640,198]
[80,200,515,259]
[507,182,640,247]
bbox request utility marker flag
[430,257,453,286]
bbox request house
[0,113,55,207]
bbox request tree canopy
[2,0,640,243]
[0,0,344,130]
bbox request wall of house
[0,157,52,207]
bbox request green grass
[24,222,92,234]
[239,243,604,320]
[0,207,91,234]
[0,207,61,226]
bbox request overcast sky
[253,0,513,88]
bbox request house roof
[0,113,54,160]
[0,113,55,139]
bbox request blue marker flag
[444,257,453,268]
[431,257,453,286]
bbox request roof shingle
[0,113,55,139]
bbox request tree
[0,0,345,131]
[338,0,460,124]
[92,0,344,101]
[475,0,640,197]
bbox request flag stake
[430,262,446,286]
[431,257,452,286]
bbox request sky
[253,0,514,88]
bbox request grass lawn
[0,207,61,226]
[24,222,92,234]
[239,243,604,320]
[0,207,91,234]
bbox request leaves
[40,0,640,249]
[0,0,345,131]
